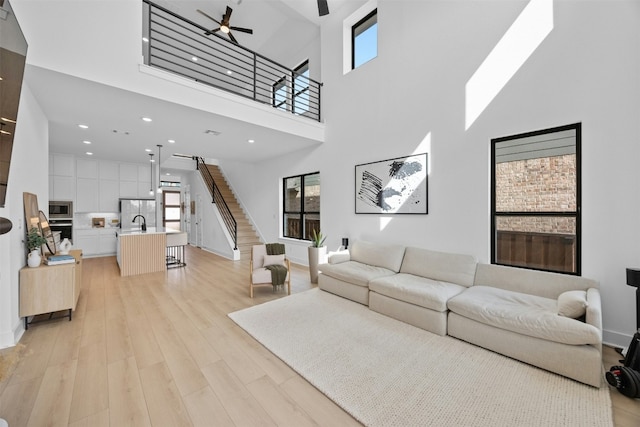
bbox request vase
[308,246,328,284]
[59,238,72,255]
[27,249,41,268]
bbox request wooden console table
[19,249,82,329]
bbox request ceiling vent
[204,129,221,136]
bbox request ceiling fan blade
[317,0,329,16]
[228,31,239,44]
[230,26,253,34]
[197,9,221,25]
[223,6,233,23]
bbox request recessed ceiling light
[142,117,153,122]
[86,152,93,156]
[145,148,152,152]
[78,124,89,129]
[83,140,91,144]
[191,56,198,62]
[166,173,171,176]
[248,139,255,143]
[227,70,233,75]
[168,139,175,143]
[142,37,149,42]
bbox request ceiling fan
[197,6,253,44]
[317,0,329,16]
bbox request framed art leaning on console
[355,153,428,214]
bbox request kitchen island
[116,227,177,276]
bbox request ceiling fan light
[220,25,230,34]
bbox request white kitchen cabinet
[74,229,99,256]
[51,154,75,177]
[52,176,75,201]
[119,163,138,182]
[99,161,119,180]
[75,228,117,257]
[77,159,98,179]
[76,178,99,212]
[99,179,120,212]
[98,228,117,255]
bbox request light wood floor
[0,245,638,426]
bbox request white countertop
[116,227,184,236]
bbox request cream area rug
[229,289,613,427]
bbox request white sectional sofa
[317,240,603,387]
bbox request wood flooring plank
[246,375,318,427]
[280,376,362,426]
[225,323,296,385]
[0,377,42,427]
[125,314,166,370]
[107,356,151,427]
[139,361,193,427]
[105,308,134,364]
[47,314,83,368]
[26,359,77,427]
[183,386,234,427]
[7,324,59,385]
[202,360,277,427]
[67,409,110,427]
[68,341,108,423]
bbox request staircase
[204,164,262,260]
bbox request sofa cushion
[447,286,601,345]
[369,273,467,312]
[319,261,397,287]
[400,247,477,287]
[350,240,406,272]
[474,263,598,299]
[557,290,588,318]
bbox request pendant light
[157,144,163,193]
[149,153,154,195]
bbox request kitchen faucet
[132,214,147,232]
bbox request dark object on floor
[607,331,640,398]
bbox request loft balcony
[142,0,322,122]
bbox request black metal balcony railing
[142,0,322,122]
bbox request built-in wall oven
[48,201,73,242]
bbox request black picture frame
[355,153,428,214]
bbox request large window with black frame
[491,123,581,275]
[283,172,320,241]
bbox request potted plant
[308,229,327,284]
[26,227,46,267]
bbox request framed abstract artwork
[355,153,428,214]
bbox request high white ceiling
[19,0,354,171]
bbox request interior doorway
[163,190,181,231]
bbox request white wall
[222,0,640,347]
[185,171,236,260]
[0,84,49,348]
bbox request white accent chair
[249,244,291,298]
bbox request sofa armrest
[328,250,350,264]
[585,288,603,350]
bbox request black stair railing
[143,0,322,121]
[196,157,238,250]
